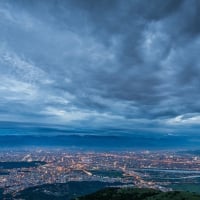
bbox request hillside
[9,181,121,200]
[76,187,200,200]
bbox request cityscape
[1,0,200,199]
[1,149,200,196]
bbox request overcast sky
[0,0,200,131]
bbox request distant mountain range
[0,122,200,150]
[0,134,199,150]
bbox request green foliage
[76,187,200,200]
[170,183,200,194]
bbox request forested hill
[76,187,200,200]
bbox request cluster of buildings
[0,149,200,194]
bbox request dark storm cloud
[0,0,200,128]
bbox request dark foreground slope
[76,187,200,200]
[9,181,121,200]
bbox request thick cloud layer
[0,0,200,130]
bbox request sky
[0,0,200,132]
